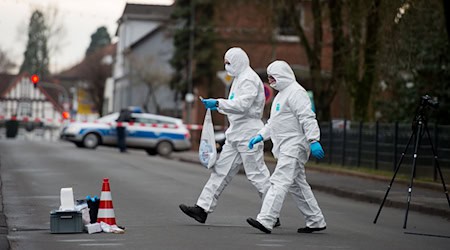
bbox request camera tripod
[373,105,450,229]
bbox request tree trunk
[326,0,346,120]
[96,87,104,117]
[444,0,450,42]
[353,0,382,121]
[287,0,328,120]
[147,83,161,114]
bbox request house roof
[122,3,173,19]
[115,3,173,35]
[0,73,64,112]
[57,43,117,80]
[129,24,166,50]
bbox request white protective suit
[255,60,326,230]
[196,48,270,213]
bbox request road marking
[256,243,285,247]
[58,239,95,242]
[256,239,290,247]
[21,195,59,199]
[58,239,124,242]
[304,246,351,249]
[80,243,124,247]
[262,239,291,242]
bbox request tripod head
[412,95,438,131]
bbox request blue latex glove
[202,99,218,111]
[248,134,263,149]
[310,142,325,159]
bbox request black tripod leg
[373,130,414,224]
[403,121,424,229]
[424,126,450,208]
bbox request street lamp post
[186,0,195,124]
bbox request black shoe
[274,218,281,228]
[246,218,271,234]
[297,226,326,233]
[179,204,207,224]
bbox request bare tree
[42,4,68,72]
[0,47,15,73]
[130,55,171,114]
[280,0,334,121]
[279,0,385,121]
[78,46,114,116]
[348,0,383,121]
[45,5,66,52]
[16,5,66,74]
[444,0,450,42]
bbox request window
[97,113,119,122]
[17,101,32,117]
[135,117,158,124]
[275,3,303,42]
[156,119,175,125]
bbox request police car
[60,112,191,156]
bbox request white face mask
[225,64,237,76]
[268,75,278,90]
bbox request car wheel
[146,148,158,156]
[83,133,99,149]
[157,141,173,157]
[74,142,85,148]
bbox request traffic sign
[263,83,273,104]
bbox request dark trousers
[117,127,127,152]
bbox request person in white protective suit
[179,47,280,227]
[246,60,326,234]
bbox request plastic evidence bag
[199,108,217,168]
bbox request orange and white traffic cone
[97,178,117,225]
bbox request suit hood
[267,60,296,91]
[224,47,250,76]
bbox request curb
[173,154,450,219]
[264,156,449,192]
[305,164,450,192]
[310,183,450,220]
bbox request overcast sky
[0,0,174,74]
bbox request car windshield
[97,113,119,123]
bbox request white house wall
[113,76,130,111]
[114,20,160,80]
[128,28,179,115]
[0,77,62,122]
[103,77,114,114]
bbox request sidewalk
[172,151,450,219]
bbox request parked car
[60,112,191,157]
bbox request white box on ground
[85,223,102,234]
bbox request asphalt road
[0,140,449,249]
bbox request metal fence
[319,120,450,183]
